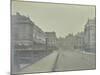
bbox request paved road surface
[54,50,96,71]
[18,51,58,74]
[18,50,96,74]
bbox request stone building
[56,34,75,50]
[11,12,35,73]
[84,18,96,53]
[11,13,56,73]
[45,32,57,50]
[12,12,46,51]
[33,25,46,45]
[63,34,75,50]
[11,12,34,50]
[74,32,84,50]
[32,25,46,50]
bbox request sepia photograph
[11,0,96,74]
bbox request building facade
[11,13,35,73]
[11,13,57,73]
[12,13,46,51]
[45,32,57,50]
[84,18,96,53]
[33,25,46,45]
[74,32,84,50]
[11,12,34,50]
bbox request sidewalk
[18,51,58,74]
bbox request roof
[45,32,57,38]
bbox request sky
[12,1,95,37]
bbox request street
[18,51,58,74]
[18,49,96,74]
[54,49,96,71]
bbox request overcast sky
[12,1,95,37]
